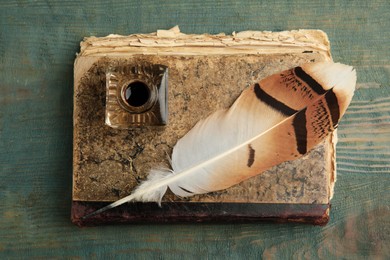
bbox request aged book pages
[73,27,335,224]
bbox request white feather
[83,62,356,219]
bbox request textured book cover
[72,27,335,226]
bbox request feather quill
[82,61,356,219]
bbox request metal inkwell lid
[105,63,168,128]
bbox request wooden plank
[0,0,389,258]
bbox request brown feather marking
[310,99,330,138]
[278,69,317,103]
[292,108,308,154]
[293,66,326,95]
[254,83,297,116]
[247,144,255,167]
[325,89,340,128]
[179,186,193,194]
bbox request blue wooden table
[1,1,389,258]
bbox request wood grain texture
[0,0,389,259]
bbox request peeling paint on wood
[0,0,389,259]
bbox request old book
[72,26,336,226]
